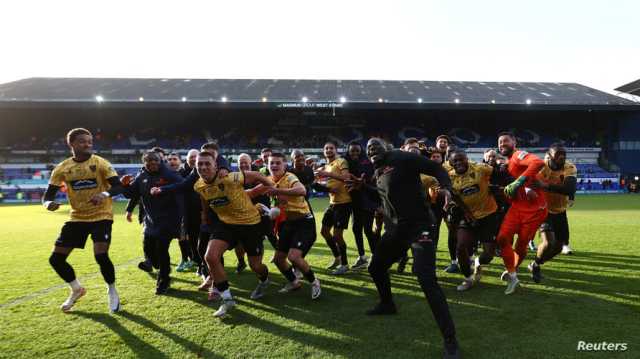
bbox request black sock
[215,280,230,292]
[479,252,493,265]
[281,266,297,282]
[303,269,316,283]
[178,240,191,261]
[534,256,544,266]
[338,242,348,265]
[95,253,115,284]
[325,237,340,258]
[49,252,76,283]
[259,267,269,282]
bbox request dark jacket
[123,165,184,238]
[347,156,379,212]
[367,150,451,226]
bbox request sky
[1,0,638,95]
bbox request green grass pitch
[0,195,639,358]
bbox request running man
[43,128,125,313]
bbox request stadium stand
[1,77,639,201]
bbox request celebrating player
[496,132,547,295]
[193,151,275,317]
[528,143,577,283]
[266,153,321,299]
[43,128,124,313]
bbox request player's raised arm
[243,170,275,188]
[414,154,452,190]
[268,179,307,197]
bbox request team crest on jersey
[470,172,476,179]
[218,183,225,191]
[90,165,97,172]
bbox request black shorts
[55,220,113,249]
[210,222,266,257]
[540,211,569,244]
[278,217,316,255]
[322,203,352,230]
[458,212,498,244]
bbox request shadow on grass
[72,310,224,358]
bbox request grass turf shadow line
[117,310,224,358]
[70,311,169,358]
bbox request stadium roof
[0,77,638,110]
[615,79,640,97]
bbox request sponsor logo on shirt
[210,196,230,207]
[461,184,481,196]
[70,179,98,190]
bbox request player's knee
[248,259,263,272]
[49,252,66,267]
[205,252,220,266]
[539,223,552,234]
[415,270,437,287]
[94,252,111,265]
[287,251,302,263]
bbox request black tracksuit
[179,163,202,266]
[123,166,183,283]
[347,157,379,256]
[365,150,457,344]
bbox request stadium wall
[609,113,640,173]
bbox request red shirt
[507,150,546,212]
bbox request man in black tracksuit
[123,151,184,294]
[359,138,459,358]
[179,149,203,272]
[346,141,379,269]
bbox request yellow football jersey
[537,160,577,214]
[49,155,118,222]
[193,172,261,225]
[325,157,351,205]
[449,163,496,219]
[420,174,439,203]
[271,172,311,217]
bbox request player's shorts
[497,206,548,244]
[540,211,569,243]
[277,216,316,255]
[458,212,498,244]
[322,203,352,229]
[210,222,265,257]
[55,220,113,249]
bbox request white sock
[509,272,518,280]
[452,259,458,265]
[221,289,233,300]
[69,279,81,291]
[475,257,481,268]
[465,276,473,282]
[107,283,116,292]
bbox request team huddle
[42,127,578,358]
